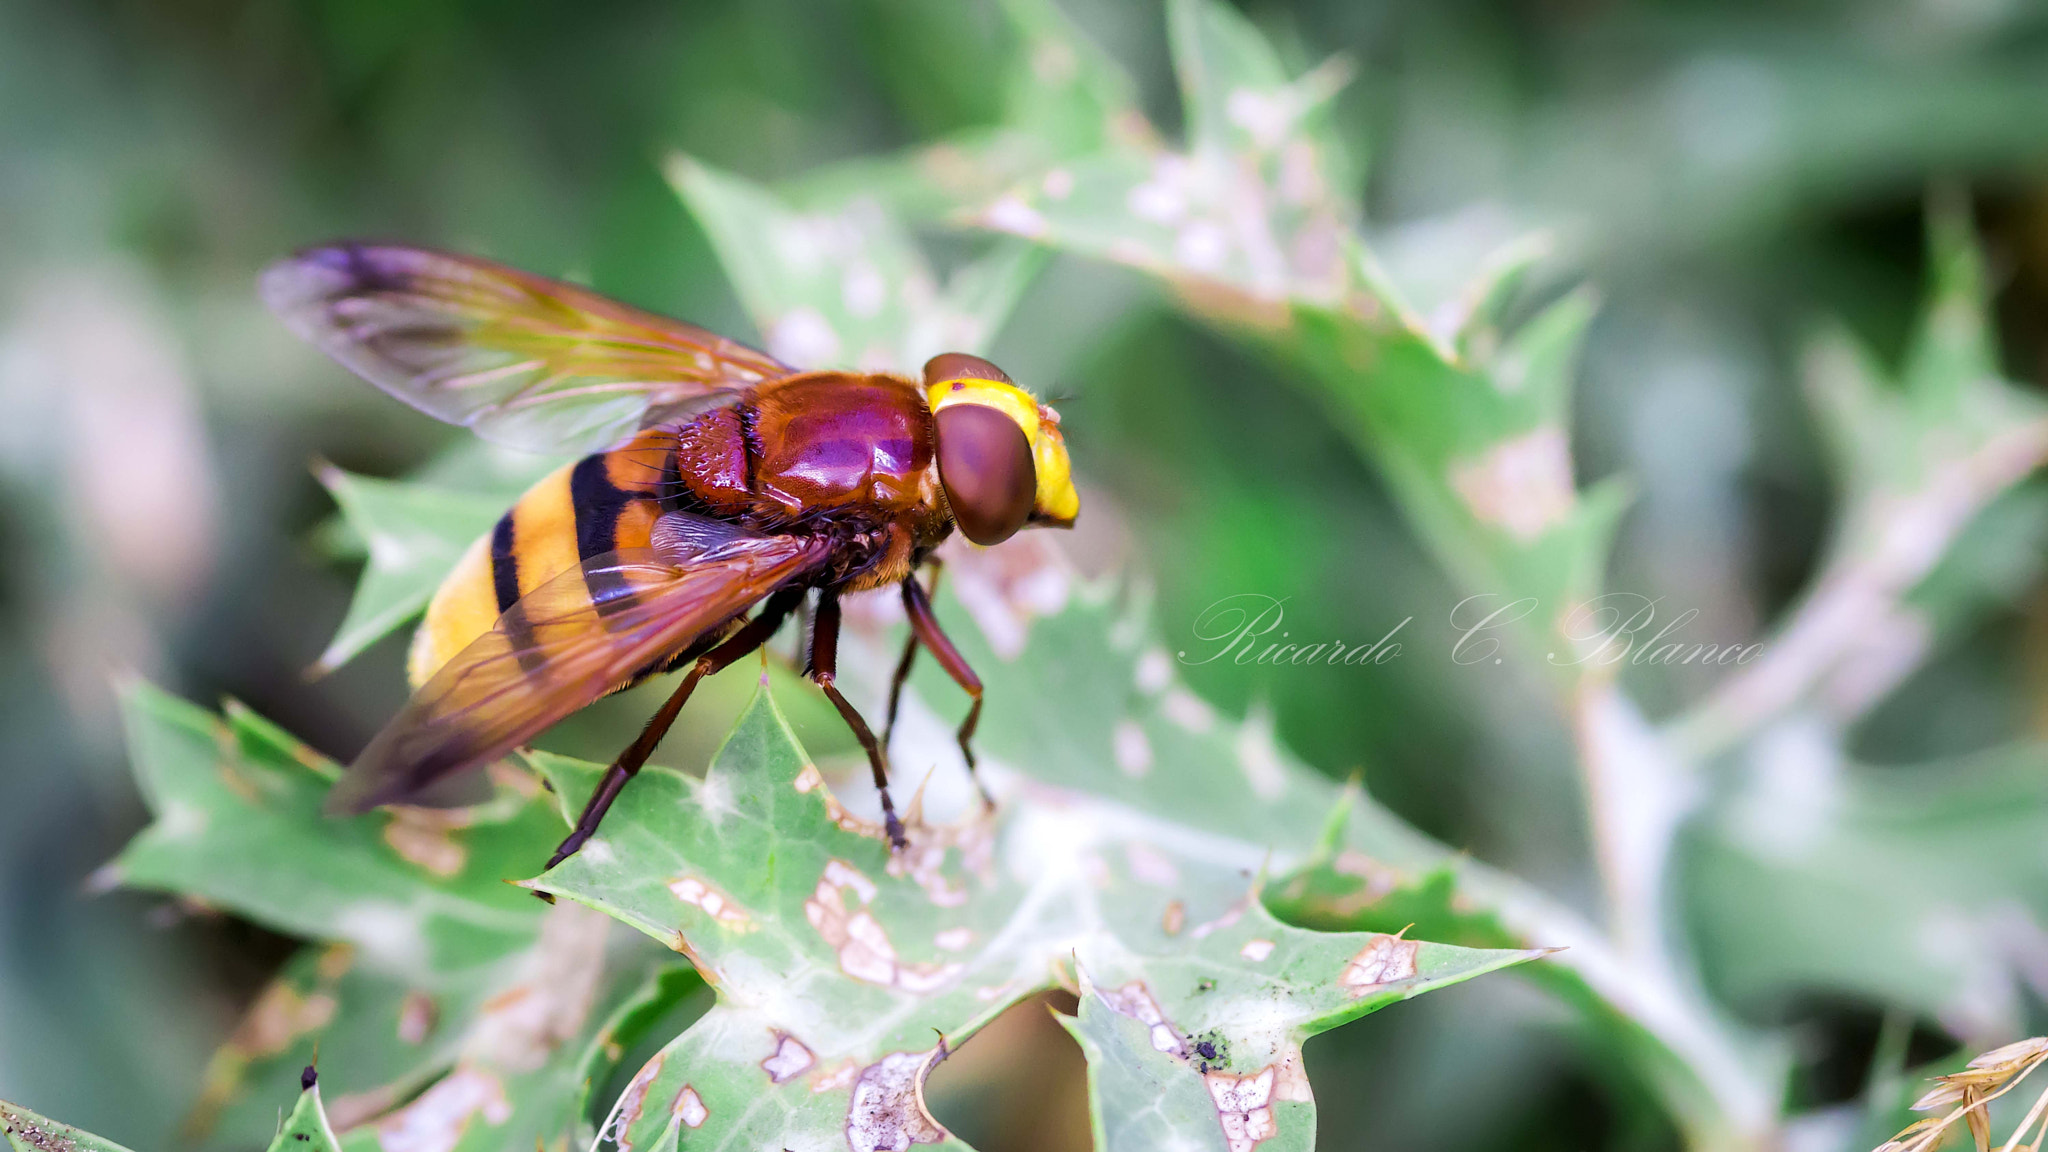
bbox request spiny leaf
[670,156,1043,374]
[965,0,1622,672]
[530,678,1540,1152]
[1690,739,2048,1038]
[312,467,514,675]
[267,1074,342,1152]
[1673,201,2048,750]
[112,683,554,969]
[1063,977,1231,1152]
[973,0,1355,314]
[782,0,1144,221]
[108,685,693,1152]
[1,1101,137,1152]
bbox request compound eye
[923,352,1012,387]
[936,404,1035,545]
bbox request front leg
[808,589,908,850]
[547,585,804,870]
[882,559,943,748]
[900,573,991,809]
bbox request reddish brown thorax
[669,373,936,527]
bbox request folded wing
[262,243,790,454]
[327,535,827,813]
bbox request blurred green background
[6,0,2048,1149]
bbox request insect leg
[807,589,907,850]
[881,559,943,748]
[901,573,992,809]
[545,585,804,869]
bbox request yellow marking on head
[927,377,1079,528]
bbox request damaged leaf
[311,446,562,675]
[108,685,696,1152]
[671,156,1041,373]
[1,1101,137,1152]
[532,676,1539,1152]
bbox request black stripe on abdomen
[489,512,520,614]
[489,510,546,673]
[571,453,634,617]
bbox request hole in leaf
[924,989,1090,1152]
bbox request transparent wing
[326,536,826,812]
[263,243,791,454]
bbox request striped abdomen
[408,429,673,686]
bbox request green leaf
[108,684,695,1152]
[1673,197,2048,752]
[530,679,1540,1152]
[268,1075,342,1152]
[1690,739,2048,1038]
[111,684,554,970]
[1059,927,1533,1152]
[312,466,514,675]
[1,1101,137,1152]
[670,157,1043,374]
[783,0,1143,221]
[965,0,1620,669]
[1063,977,1230,1152]
[973,0,1356,311]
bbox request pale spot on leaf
[382,803,473,873]
[374,1067,511,1152]
[762,1033,817,1083]
[1342,931,1419,992]
[1190,901,1246,940]
[1240,938,1276,962]
[769,308,841,368]
[397,991,436,1045]
[669,875,753,928]
[1164,688,1216,733]
[983,196,1048,239]
[847,1049,947,1152]
[672,1085,707,1128]
[1449,426,1575,542]
[1135,647,1174,695]
[1162,900,1186,935]
[1099,981,1187,1057]
[1234,705,1288,800]
[601,1053,662,1152]
[1206,1066,1278,1152]
[812,1060,859,1093]
[933,926,974,951]
[1114,719,1153,777]
[806,860,962,991]
[335,902,429,973]
[1125,841,1181,887]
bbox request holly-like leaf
[530,672,1539,1152]
[269,1074,343,1152]
[1,1101,137,1152]
[1675,194,2048,752]
[311,466,514,675]
[671,156,1042,374]
[106,684,693,1152]
[973,0,1356,314]
[1691,739,2048,1040]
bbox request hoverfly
[263,244,1077,861]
